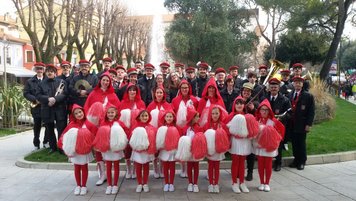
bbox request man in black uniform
[159,62,170,90]
[174,63,185,80]
[97,57,112,78]
[280,69,294,96]
[229,65,243,91]
[36,64,67,153]
[68,59,98,107]
[288,76,315,170]
[220,75,239,113]
[23,62,48,150]
[185,66,197,96]
[290,63,310,91]
[134,61,144,79]
[258,65,268,85]
[265,78,291,171]
[195,62,209,98]
[138,63,155,106]
[215,67,226,92]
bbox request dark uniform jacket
[187,78,197,97]
[36,77,67,123]
[221,87,240,113]
[138,75,155,106]
[288,90,315,133]
[280,80,294,96]
[266,92,291,126]
[68,72,98,107]
[234,77,244,91]
[196,76,209,98]
[23,76,44,118]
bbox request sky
[1,0,355,39]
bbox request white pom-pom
[150,109,160,128]
[204,129,216,156]
[62,128,78,157]
[176,101,187,127]
[156,126,168,150]
[175,136,192,161]
[110,122,128,152]
[120,109,131,128]
[129,127,149,151]
[199,108,209,127]
[227,114,248,137]
[87,102,104,126]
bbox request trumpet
[55,80,65,96]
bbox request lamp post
[3,36,9,89]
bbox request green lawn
[283,98,356,156]
[25,148,69,163]
[0,129,16,137]
[24,98,356,162]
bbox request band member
[23,62,48,150]
[36,64,67,153]
[185,67,197,96]
[258,65,268,85]
[58,61,72,82]
[134,61,144,79]
[229,65,243,91]
[215,68,226,92]
[221,75,240,113]
[116,68,144,101]
[69,59,98,107]
[291,63,310,91]
[288,77,315,170]
[265,78,291,171]
[174,63,185,80]
[280,69,294,96]
[138,63,155,106]
[248,72,265,102]
[115,65,127,89]
[196,62,210,97]
[97,57,113,78]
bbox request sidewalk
[1,130,356,200]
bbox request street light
[3,35,9,89]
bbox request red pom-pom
[245,114,259,138]
[146,126,157,154]
[191,132,207,159]
[215,127,230,153]
[164,126,180,151]
[257,125,282,152]
[87,102,105,126]
[92,126,111,152]
[76,127,95,154]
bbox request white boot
[153,158,160,179]
[96,161,107,186]
[125,159,132,179]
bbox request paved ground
[1,130,356,201]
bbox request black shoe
[58,149,64,155]
[274,164,281,172]
[297,164,305,170]
[245,172,253,181]
[48,149,57,154]
[289,162,297,168]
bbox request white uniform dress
[230,137,252,156]
[159,150,177,161]
[70,152,94,165]
[253,119,278,157]
[131,151,155,164]
[102,150,125,161]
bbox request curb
[15,151,356,171]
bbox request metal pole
[3,44,6,89]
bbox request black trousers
[291,132,307,165]
[275,142,284,166]
[33,117,49,147]
[246,153,255,173]
[44,120,67,151]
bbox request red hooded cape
[171,80,199,112]
[84,72,121,113]
[197,77,225,114]
[118,83,146,111]
[225,96,245,124]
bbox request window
[26,50,34,63]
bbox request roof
[0,68,35,77]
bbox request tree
[275,31,330,66]
[340,40,356,70]
[243,0,300,60]
[12,0,72,63]
[164,0,257,67]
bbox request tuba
[302,70,313,81]
[74,79,92,91]
[263,59,285,85]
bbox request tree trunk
[319,0,352,80]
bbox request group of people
[23,58,315,196]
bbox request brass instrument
[275,108,292,120]
[302,70,313,81]
[30,100,40,108]
[74,79,92,91]
[264,59,285,85]
[55,80,65,96]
